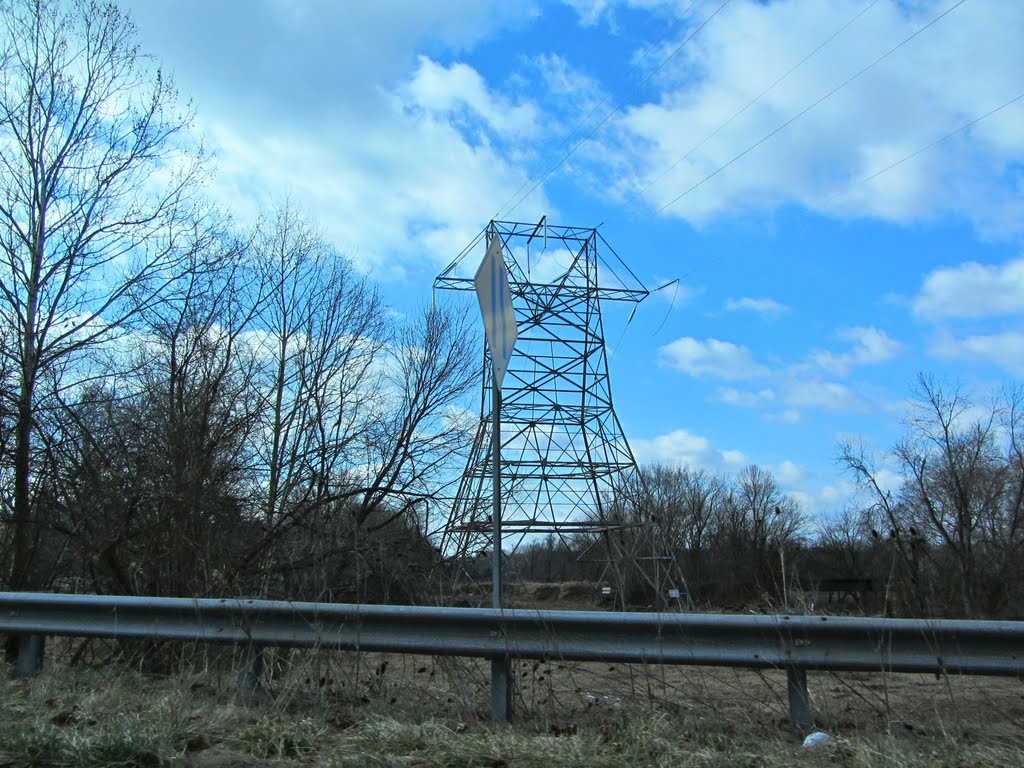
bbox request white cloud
[766,408,801,424]
[932,330,1024,376]
[631,428,748,473]
[724,296,790,315]
[788,490,814,514]
[775,460,804,485]
[121,1,548,277]
[818,479,857,505]
[874,468,904,494]
[560,0,611,27]
[403,57,540,140]
[532,53,604,107]
[785,380,863,411]
[662,332,885,413]
[718,387,775,407]
[658,336,767,379]
[190,57,551,277]
[128,1,537,115]
[812,326,904,376]
[914,257,1024,319]
[592,0,1024,234]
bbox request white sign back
[474,238,518,387]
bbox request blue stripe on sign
[491,248,500,378]
[498,252,507,366]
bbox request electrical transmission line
[654,0,970,215]
[828,89,1024,203]
[622,0,882,215]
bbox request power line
[654,0,970,216]
[646,84,1023,321]
[609,0,883,340]
[496,0,732,220]
[828,89,1024,203]
[623,0,881,215]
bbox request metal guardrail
[2,591,1023,727]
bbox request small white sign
[668,589,680,599]
[601,586,612,596]
[474,238,518,387]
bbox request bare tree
[841,375,1024,616]
[895,376,997,614]
[246,202,387,595]
[635,464,728,602]
[35,232,261,597]
[0,0,202,589]
[352,303,478,531]
[998,385,1024,588]
[722,465,803,598]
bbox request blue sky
[120,0,1024,525]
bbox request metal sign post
[473,233,517,722]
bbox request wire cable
[592,0,883,340]
[639,83,1022,321]
[622,0,881,215]
[826,89,1024,204]
[654,0,969,216]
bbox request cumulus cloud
[775,460,805,485]
[532,53,605,107]
[402,57,540,140]
[913,257,1024,319]
[658,336,768,379]
[630,428,748,473]
[718,387,776,407]
[784,379,863,411]
[124,0,537,126]
[812,326,904,376]
[932,330,1024,376]
[724,296,791,315]
[203,100,548,278]
[661,331,883,413]
[592,0,1024,234]
[120,0,548,277]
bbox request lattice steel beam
[435,219,648,557]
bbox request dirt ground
[230,643,1023,750]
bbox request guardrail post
[14,634,45,678]
[787,667,812,729]
[237,642,263,693]
[491,657,512,722]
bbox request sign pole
[472,231,517,723]
[491,381,502,612]
[490,379,511,722]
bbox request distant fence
[2,591,1023,727]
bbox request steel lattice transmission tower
[434,218,649,559]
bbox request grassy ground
[1,645,1022,767]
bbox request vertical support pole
[491,656,512,719]
[787,667,813,730]
[491,381,512,723]
[14,635,45,678]
[237,642,264,694]
[492,384,502,614]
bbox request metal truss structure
[434,219,649,560]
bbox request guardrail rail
[2,591,1022,727]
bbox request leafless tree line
[838,374,1024,618]
[516,463,805,609]
[2,0,1021,624]
[0,0,478,605]
[508,376,1024,618]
